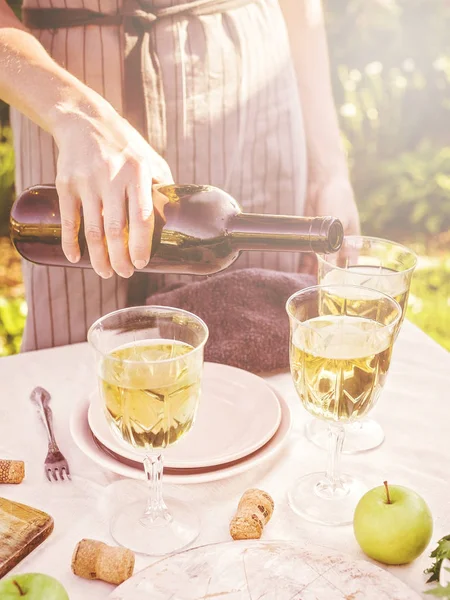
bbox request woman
[0,0,359,351]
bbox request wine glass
[306,236,417,453]
[88,306,209,555]
[286,284,401,525]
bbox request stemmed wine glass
[286,284,401,525]
[306,236,417,453]
[88,306,209,555]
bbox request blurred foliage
[355,143,450,239]
[0,126,15,237]
[0,296,26,356]
[325,0,450,242]
[407,259,450,351]
[0,239,26,356]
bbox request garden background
[0,0,449,355]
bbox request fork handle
[31,387,60,453]
[41,404,59,453]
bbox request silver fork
[31,386,71,481]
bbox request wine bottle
[10,184,343,276]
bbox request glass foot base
[111,495,199,556]
[288,472,367,526]
[305,419,385,454]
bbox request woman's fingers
[57,179,81,263]
[53,101,176,278]
[127,177,154,270]
[56,132,174,278]
[81,192,113,278]
[102,188,134,278]
[127,161,155,270]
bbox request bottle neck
[228,213,343,254]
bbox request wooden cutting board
[0,497,54,577]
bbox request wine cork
[0,460,25,484]
[230,508,264,540]
[238,489,274,525]
[230,489,274,540]
[71,539,135,585]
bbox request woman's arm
[0,1,172,278]
[279,0,360,243]
[0,2,98,134]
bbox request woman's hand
[54,104,173,279]
[0,5,174,279]
[302,176,360,274]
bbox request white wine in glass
[88,306,209,556]
[320,266,409,324]
[101,340,203,449]
[286,284,401,526]
[306,236,417,454]
[291,315,393,423]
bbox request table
[1,321,449,598]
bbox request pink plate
[88,362,282,469]
[69,385,292,485]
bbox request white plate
[110,540,420,600]
[70,386,291,485]
[88,362,282,469]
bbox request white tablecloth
[1,321,449,599]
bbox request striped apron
[11,0,307,352]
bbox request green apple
[353,482,433,565]
[0,573,69,599]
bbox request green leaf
[425,536,450,583]
[425,584,450,598]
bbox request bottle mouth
[312,217,344,253]
[327,219,344,252]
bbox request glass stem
[326,423,345,492]
[142,453,172,525]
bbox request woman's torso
[13,0,307,350]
